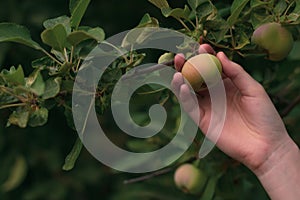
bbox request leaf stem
[0,103,27,110]
[122,60,174,80]
[203,37,232,50]
[187,19,196,29]
[176,17,191,32]
[123,156,197,184]
[283,1,295,19]
[75,59,82,72]
[229,28,236,48]
[41,49,63,65]
[195,15,199,28]
[63,48,69,63]
[70,46,74,64]
[102,41,129,63]
[0,86,26,102]
[123,167,173,184]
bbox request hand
[172,44,300,199]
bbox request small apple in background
[251,22,294,61]
[158,52,174,64]
[181,53,222,92]
[174,163,208,195]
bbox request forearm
[254,138,300,200]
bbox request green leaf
[64,106,76,130]
[54,62,73,75]
[32,56,54,69]
[1,65,25,85]
[122,27,183,48]
[293,1,300,14]
[196,1,215,22]
[1,155,27,192]
[250,12,273,28]
[42,77,61,100]
[274,0,287,16]
[286,13,300,24]
[67,27,105,46]
[288,41,300,60]
[188,0,207,10]
[137,13,159,28]
[200,172,223,200]
[138,13,152,26]
[161,5,191,20]
[227,0,250,26]
[28,107,48,127]
[121,28,155,48]
[0,23,42,50]
[86,27,105,41]
[234,31,251,49]
[250,0,269,8]
[43,15,71,34]
[126,139,158,152]
[7,108,30,128]
[61,79,74,93]
[41,24,68,52]
[62,138,83,171]
[30,73,45,96]
[204,18,229,42]
[285,1,300,24]
[0,92,18,106]
[0,74,5,85]
[69,0,91,29]
[148,0,169,9]
[26,70,45,96]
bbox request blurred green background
[0,0,299,199]
[0,1,197,199]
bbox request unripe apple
[158,52,174,64]
[181,54,222,92]
[251,22,293,61]
[174,164,207,195]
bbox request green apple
[251,22,293,61]
[174,164,208,195]
[181,54,222,92]
[158,52,174,64]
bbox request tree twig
[0,103,27,110]
[123,156,197,184]
[123,167,173,184]
[281,94,300,117]
[122,60,174,80]
[41,49,63,66]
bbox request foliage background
[0,0,299,199]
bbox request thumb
[217,52,264,97]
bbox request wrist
[253,137,300,200]
[253,136,298,176]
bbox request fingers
[198,44,216,55]
[174,44,216,72]
[171,73,202,124]
[178,84,198,112]
[171,72,184,97]
[174,53,185,72]
[217,51,265,97]
[179,84,202,124]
